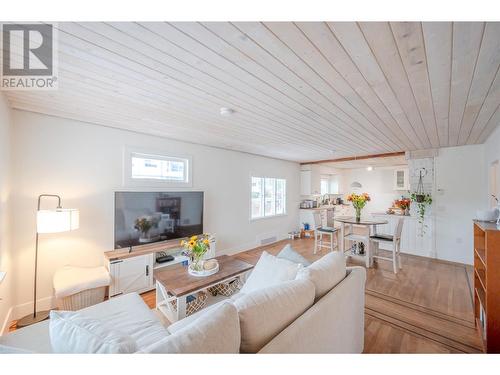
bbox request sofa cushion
[0,293,168,353]
[233,278,315,353]
[140,302,240,353]
[296,251,346,300]
[49,310,137,353]
[277,244,311,266]
[240,251,302,294]
[78,292,169,350]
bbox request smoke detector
[220,107,235,116]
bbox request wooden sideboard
[473,220,500,353]
[103,238,216,297]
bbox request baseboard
[8,295,56,325]
[218,233,289,256]
[1,306,14,335]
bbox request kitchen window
[321,178,330,195]
[251,177,286,219]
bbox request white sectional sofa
[0,251,366,354]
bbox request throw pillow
[49,310,137,353]
[139,302,240,353]
[233,278,315,353]
[239,251,303,294]
[277,244,312,266]
[296,251,346,300]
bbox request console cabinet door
[108,254,153,297]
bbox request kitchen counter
[300,206,335,211]
[370,212,417,219]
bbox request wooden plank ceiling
[3,22,500,162]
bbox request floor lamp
[16,194,79,328]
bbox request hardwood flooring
[141,238,482,353]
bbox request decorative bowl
[476,209,499,222]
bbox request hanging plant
[410,192,432,235]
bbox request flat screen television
[114,191,204,249]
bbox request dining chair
[313,211,339,254]
[369,217,404,274]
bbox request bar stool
[369,217,404,274]
[313,211,339,254]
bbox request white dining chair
[369,217,404,274]
[313,211,339,254]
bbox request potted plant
[181,233,213,272]
[347,193,371,222]
[134,215,159,243]
[394,196,411,216]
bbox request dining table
[335,216,389,268]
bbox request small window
[131,153,187,182]
[251,177,286,219]
[123,147,192,187]
[321,178,330,195]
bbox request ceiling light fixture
[220,107,235,116]
[366,166,373,171]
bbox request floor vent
[260,236,278,245]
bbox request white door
[109,254,153,297]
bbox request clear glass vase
[355,207,362,222]
[190,256,204,272]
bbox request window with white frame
[320,178,330,195]
[251,177,286,219]
[131,152,189,183]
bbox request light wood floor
[141,238,482,353]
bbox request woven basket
[208,278,242,297]
[169,291,207,316]
[56,286,107,311]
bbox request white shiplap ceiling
[2,22,500,162]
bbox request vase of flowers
[134,215,159,243]
[394,197,411,216]
[347,193,371,222]
[181,234,213,272]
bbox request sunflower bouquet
[181,233,213,271]
[346,192,371,221]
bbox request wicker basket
[208,278,242,297]
[169,291,207,316]
[56,286,107,311]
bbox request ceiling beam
[301,151,406,165]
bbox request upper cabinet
[393,168,409,190]
[300,166,321,195]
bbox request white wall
[484,124,500,207]
[9,110,300,318]
[434,145,486,264]
[0,93,13,332]
[338,167,405,213]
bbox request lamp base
[16,310,50,328]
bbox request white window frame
[250,176,287,221]
[123,146,193,188]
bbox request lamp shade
[350,181,362,189]
[37,209,79,234]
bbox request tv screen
[114,191,204,249]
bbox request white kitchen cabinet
[393,168,409,190]
[300,166,321,195]
[107,253,154,297]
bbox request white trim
[122,145,193,188]
[1,306,13,336]
[1,295,56,335]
